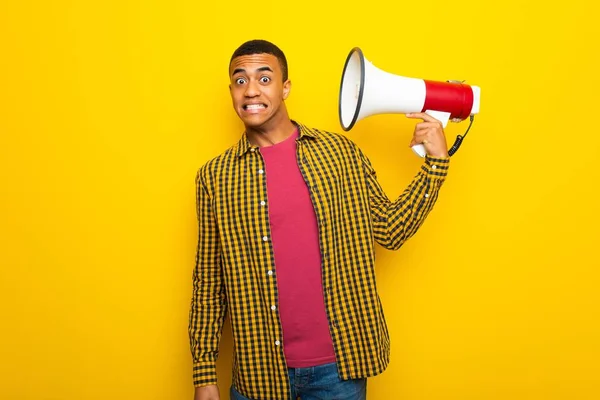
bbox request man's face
[229,53,291,130]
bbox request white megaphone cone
[339,47,480,157]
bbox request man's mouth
[243,104,267,112]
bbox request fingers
[406,112,449,157]
[409,131,429,148]
[405,112,443,124]
[408,117,448,157]
[410,123,439,145]
[413,122,441,132]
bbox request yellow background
[1,1,599,399]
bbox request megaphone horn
[339,47,480,157]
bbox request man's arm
[358,113,450,250]
[194,385,220,400]
[189,168,227,394]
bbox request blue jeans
[230,362,367,400]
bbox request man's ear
[283,80,292,100]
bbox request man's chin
[241,114,269,128]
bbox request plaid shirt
[189,122,449,400]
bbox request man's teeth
[246,104,265,110]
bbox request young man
[189,39,450,400]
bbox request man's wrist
[193,361,218,387]
[424,155,450,178]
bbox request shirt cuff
[423,155,450,179]
[193,361,218,387]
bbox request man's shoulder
[300,123,359,150]
[300,123,374,171]
[195,143,238,183]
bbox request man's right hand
[194,384,220,400]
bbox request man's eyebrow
[232,66,273,75]
[256,66,273,73]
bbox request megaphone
[339,47,480,157]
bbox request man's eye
[260,76,270,83]
[236,78,246,84]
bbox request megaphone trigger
[423,110,451,128]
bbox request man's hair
[230,39,288,82]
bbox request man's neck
[246,119,297,148]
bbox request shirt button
[432,165,437,170]
[425,193,429,198]
[258,169,264,174]
[275,340,281,346]
[250,148,255,152]
[267,270,273,276]
[260,201,266,206]
[271,305,276,311]
[262,236,268,241]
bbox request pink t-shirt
[260,128,336,368]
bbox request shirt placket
[249,145,291,399]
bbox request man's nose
[244,80,260,97]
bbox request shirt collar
[235,120,318,158]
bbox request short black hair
[230,39,288,82]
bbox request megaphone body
[339,47,480,157]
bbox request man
[189,39,450,400]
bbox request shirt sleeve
[188,167,227,387]
[357,146,450,250]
